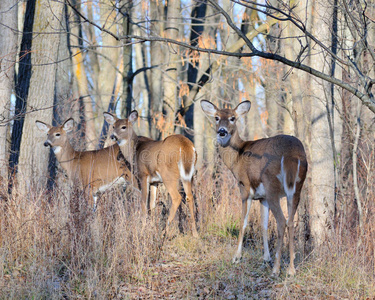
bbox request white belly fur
[97,176,127,194]
[252,183,266,200]
[150,171,163,184]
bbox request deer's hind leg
[267,193,286,276]
[181,179,198,237]
[163,178,182,236]
[286,186,302,276]
[260,199,271,263]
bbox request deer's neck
[218,129,246,171]
[119,131,138,168]
[54,141,79,178]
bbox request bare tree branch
[66,0,375,114]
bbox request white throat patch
[53,146,62,154]
[118,140,127,147]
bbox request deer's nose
[44,141,51,147]
[110,134,118,141]
[218,128,228,137]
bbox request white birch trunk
[0,0,18,178]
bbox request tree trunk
[9,0,35,186]
[162,0,181,137]
[309,0,335,244]
[192,3,217,169]
[86,1,100,116]
[97,0,120,125]
[120,0,133,118]
[149,0,164,139]
[282,0,313,255]
[184,0,207,141]
[133,7,151,137]
[55,3,73,124]
[0,0,18,178]
[49,3,73,190]
[17,0,64,188]
[264,0,281,136]
[69,0,96,150]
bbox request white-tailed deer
[103,111,199,237]
[36,119,132,210]
[201,100,308,276]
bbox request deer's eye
[215,116,220,122]
[229,116,235,122]
[55,133,61,137]
[121,126,127,130]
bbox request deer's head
[103,110,138,146]
[201,100,251,147]
[35,119,74,154]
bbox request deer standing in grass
[103,111,199,237]
[36,119,132,210]
[201,100,308,276]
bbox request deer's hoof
[260,259,273,270]
[232,254,242,264]
[271,267,280,277]
[287,266,296,277]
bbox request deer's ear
[103,112,117,125]
[200,100,218,117]
[235,101,251,116]
[35,121,51,133]
[128,110,138,124]
[62,118,75,132]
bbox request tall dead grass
[0,155,374,298]
[0,177,164,298]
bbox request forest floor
[114,225,373,300]
[118,236,282,299]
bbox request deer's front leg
[149,184,157,211]
[140,176,149,216]
[233,183,252,263]
[260,199,271,262]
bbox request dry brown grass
[0,163,374,299]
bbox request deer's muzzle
[217,128,231,147]
[218,128,228,137]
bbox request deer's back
[238,135,307,187]
[136,134,195,176]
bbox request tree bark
[133,7,151,137]
[97,0,120,124]
[69,0,96,150]
[184,0,207,142]
[17,0,64,188]
[9,0,35,186]
[120,0,133,118]
[282,0,313,255]
[0,0,18,178]
[86,1,100,116]
[162,0,181,137]
[264,0,281,136]
[309,0,335,244]
[55,3,73,124]
[149,0,164,139]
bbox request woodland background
[0,0,374,298]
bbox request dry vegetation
[0,157,374,299]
